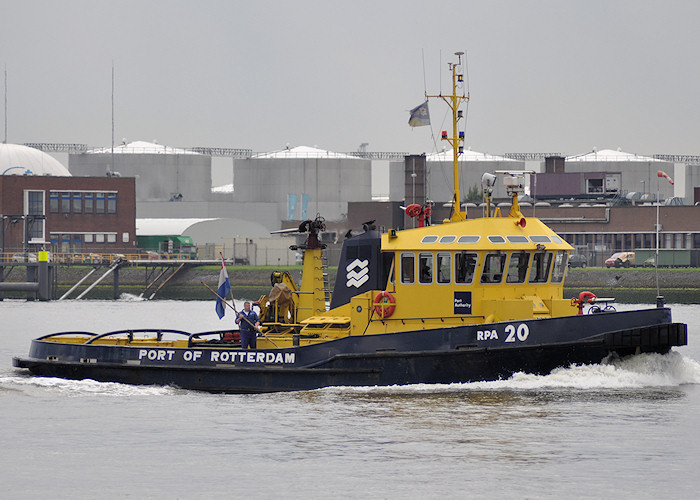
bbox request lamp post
[655,170,675,304]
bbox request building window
[96,193,105,213]
[25,190,45,242]
[586,178,603,194]
[50,192,59,213]
[107,234,116,243]
[73,193,82,214]
[85,233,94,243]
[61,234,71,252]
[61,192,71,213]
[634,234,642,249]
[96,233,105,243]
[107,193,117,214]
[624,234,632,250]
[85,193,94,213]
[27,190,43,215]
[72,234,83,252]
[122,232,129,243]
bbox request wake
[1,374,176,397]
[325,351,700,394]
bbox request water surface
[2,300,699,499]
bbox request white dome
[0,143,71,176]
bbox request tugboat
[13,53,687,393]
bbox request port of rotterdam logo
[346,258,369,288]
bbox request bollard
[38,251,50,301]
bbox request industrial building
[553,149,675,200]
[1,144,136,255]
[68,141,213,207]
[68,142,372,233]
[231,145,372,226]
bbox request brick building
[1,175,136,254]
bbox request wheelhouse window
[506,251,530,284]
[529,252,553,283]
[481,253,506,284]
[384,253,395,285]
[419,252,433,284]
[437,252,451,284]
[455,252,477,284]
[551,251,568,283]
[401,253,415,284]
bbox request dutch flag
[216,256,231,319]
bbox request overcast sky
[2,0,699,157]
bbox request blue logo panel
[454,291,472,315]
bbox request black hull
[13,308,687,393]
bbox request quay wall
[563,268,700,304]
[2,265,699,303]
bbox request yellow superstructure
[252,208,576,348]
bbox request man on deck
[236,301,261,349]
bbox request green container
[634,248,691,267]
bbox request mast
[427,51,469,221]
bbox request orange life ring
[374,291,396,318]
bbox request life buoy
[571,290,597,315]
[373,291,396,318]
[423,206,433,217]
[405,204,422,217]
